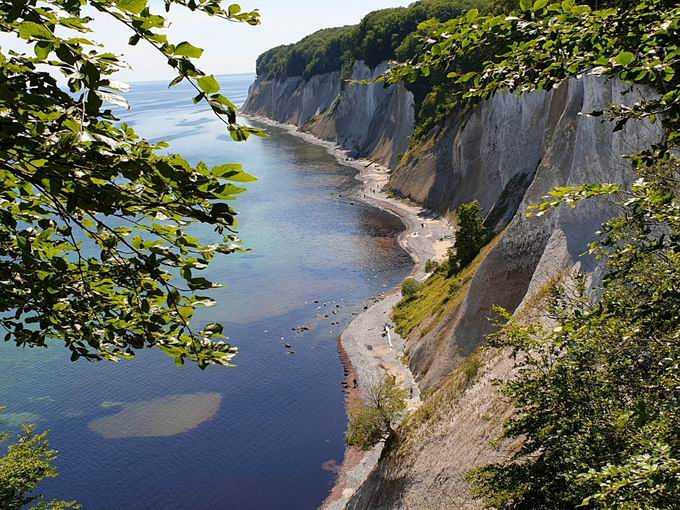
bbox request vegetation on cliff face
[392,201,494,338]
[448,200,490,275]
[392,232,499,338]
[384,0,680,507]
[346,375,409,451]
[401,278,423,299]
[0,0,262,367]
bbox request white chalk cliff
[243,61,415,169]
[243,65,661,508]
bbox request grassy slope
[392,233,502,338]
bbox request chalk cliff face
[243,66,660,508]
[242,61,415,168]
[242,71,342,128]
[346,76,661,509]
[390,76,660,389]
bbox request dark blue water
[0,74,412,509]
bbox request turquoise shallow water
[0,74,412,509]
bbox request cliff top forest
[254,0,487,80]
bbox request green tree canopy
[0,407,78,509]
[448,200,489,274]
[254,0,487,80]
[0,0,264,368]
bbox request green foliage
[449,200,489,274]
[579,444,680,510]
[353,0,484,69]
[255,0,487,80]
[461,352,481,386]
[0,0,264,367]
[255,27,355,80]
[411,84,462,140]
[345,407,386,451]
[0,408,78,509]
[346,375,408,451]
[469,158,680,509]
[401,278,422,298]
[448,279,461,295]
[420,387,436,401]
[527,183,622,217]
[393,270,453,337]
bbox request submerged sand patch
[3,411,43,427]
[88,392,222,439]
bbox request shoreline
[243,114,454,509]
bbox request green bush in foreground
[346,375,408,451]
[470,159,680,509]
[424,259,440,273]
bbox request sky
[0,1,414,82]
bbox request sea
[0,73,412,509]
